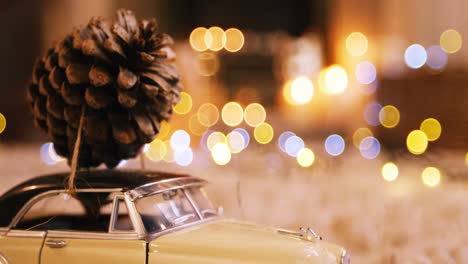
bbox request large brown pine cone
[26,9,182,168]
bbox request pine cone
[27,9,182,168]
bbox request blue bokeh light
[324,134,345,156]
[174,148,194,166]
[359,136,381,159]
[278,131,296,152]
[233,128,250,148]
[426,45,448,70]
[284,136,305,157]
[364,102,382,126]
[404,44,427,69]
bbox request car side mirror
[217,206,224,215]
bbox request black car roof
[0,170,191,227]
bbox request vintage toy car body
[0,170,350,264]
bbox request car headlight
[341,250,351,264]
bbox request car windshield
[185,187,217,218]
[135,189,200,233]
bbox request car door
[0,229,46,263]
[39,193,147,264]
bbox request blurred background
[1,0,468,263]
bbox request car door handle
[45,240,67,248]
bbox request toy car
[0,170,350,264]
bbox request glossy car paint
[149,220,343,264]
[0,231,45,263]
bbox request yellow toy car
[0,170,350,264]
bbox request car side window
[110,198,134,232]
[15,192,113,232]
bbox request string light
[440,29,462,54]
[222,102,243,127]
[421,167,441,187]
[382,162,399,182]
[420,118,442,141]
[0,113,6,134]
[224,28,244,52]
[244,103,266,127]
[346,32,368,57]
[254,122,274,144]
[206,27,226,51]
[173,92,192,115]
[189,27,209,52]
[379,105,400,128]
[211,143,231,165]
[296,148,315,167]
[406,130,428,155]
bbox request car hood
[148,219,344,264]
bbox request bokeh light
[222,102,244,127]
[146,139,167,161]
[206,26,226,51]
[465,152,468,166]
[173,92,192,115]
[163,141,175,162]
[406,130,428,155]
[227,131,246,153]
[0,113,6,134]
[206,131,227,151]
[379,105,400,128]
[352,128,373,148]
[296,148,315,168]
[325,134,345,156]
[198,103,219,127]
[278,131,295,152]
[345,32,368,57]
[404,44,427,69]
[355,61,377,84]
[40,142,64,165]
[174,148,193,167]
[254,122,274,144]
[117,160,128,168]
[188,114,208,136]
[170,130,191,152]
[189,27,209,52]
[359,136,381,159]
[420,118,442,141]
[320,65,348,95]
[440,29,462,54]
[382,162,399,182]
[157,121,170,140]
[364,102,383,126]
[284,135,304,157]
[421,167,441,187]
[426,45,448,70]
[196,52,220,77]
[233,128,250,149]
[224,28,245,52]
[283,76,314,105]
[244,103,266,127]
[211,143,231,165]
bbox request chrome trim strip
[340,249,350,264]
[144,217,219,242]
[47,230,139,240]
[0,252,9,264]
[124,192,147,238]
[183,189,203,220]
[6,230,46,238]
[8,188,123,229]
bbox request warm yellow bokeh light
[346,32,368,57]
[420,118,442,141]
[224,28,244,52]
[465,152,468,166]
[254,122,274,144]
[283,77,314,105]
[379,105,400,128]
[189,27,209,52]
[188,114,208,136]
[0,113,6,134]
[207,131,227,150]
[221,102,244,127]
[196,52,220,77]
[206,27,226,51]
[296,148,315,167]
[406,130,428,155]
[440,29,462,54]
[320,65,348,95]
[173,92,192,115]
[421,167,441,187]
[227,131,246,154]
[211,143,231,165]
[352,128,373,148]
[157,121,170,139]
[145,139,167,161]
[198,103,219,127]
[381,162,399,182]
[244,103,266,127]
